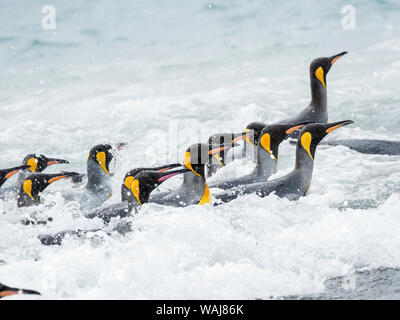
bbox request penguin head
[0,283,40,299]
[18,172,81,207]
[87,144,114,177]
[207,132,247,174]
[183,143,239,178]
[298,120,354,161]
[22,154,69,173]
[0,165,30,187]
[121,163,182,201]
[128,168,190,212]
[310,51,347,89]
[259,121,312,159]
[244,122,267,146]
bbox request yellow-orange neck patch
[96,151,110,175]
[124,176,134,190]
[131,179,142,206]
[23,179,38,202]
[244,128,256,146]
[27,158,37,172]
[301,132,314,161]
[315,66,326,88]
[214,153,224,167]
[183,151,202,177]
[198,183,211,205]
[260,133,277,160]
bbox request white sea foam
[1,0,400,299]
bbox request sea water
[1,0,400,299]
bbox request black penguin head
[128,168,190,212]
[207,132,247,170]
[310,51,347,89]
[22,154,69,173]
[18,172,81,207]
[0,283,40,298]
[298,120,354,160]
[0,165,30,187]
[208,132,247,146]
[87,144,114,176]
[244,122,267,146]
[259,121,312,159]
[121,163,182,201]
[183,143,239,178]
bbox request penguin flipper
[85,202,129,223]
[209,174,258,190]
[324,139,400,155]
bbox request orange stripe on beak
[157,168,169,173]
[48,175,68,184]
[0,290,18,298]
[208,146,228,155]
[331,54,345,65]
[285,125,304,135]
[47,161,60,166]
[232,134,246,143]
[326,124,346,133]
[5,169,20,179]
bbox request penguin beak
[4,165,30,179]
[231,132,248,143]
[330,51,348,65]
[0,288,40,298]
[157,168,191,182]
[285,125,305,134]
[48,172,80,184]
[115,142,127,151]
[285,121,314,134]
[324,120,354,133]
[208,143,239,155]
[46,158,69,166]
[156,163,182,173]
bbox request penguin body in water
[210,122,309,190]
[215,120,353,204]
[85,164,186,223]
[148,143,237,207]
[17,172,82,207]
[0,155,69,200]
[39,168,191,246]
[321,139,400,155]
[0,282,40,298]
[0,165,30,189]
[59,144,116,210]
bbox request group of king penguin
[2,50,399,298]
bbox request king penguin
[0,155,69,200]
[85,164,187,222]
[38,168,191,246]
[148,143,238,207]
[243,52,348,140]
[59,144,116,210]
[0,165,29,189]
[17,172,81,207]
[120,163,182,201]
[215,120,353,203]
[206,132,247,177]
[210,122,309,189]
